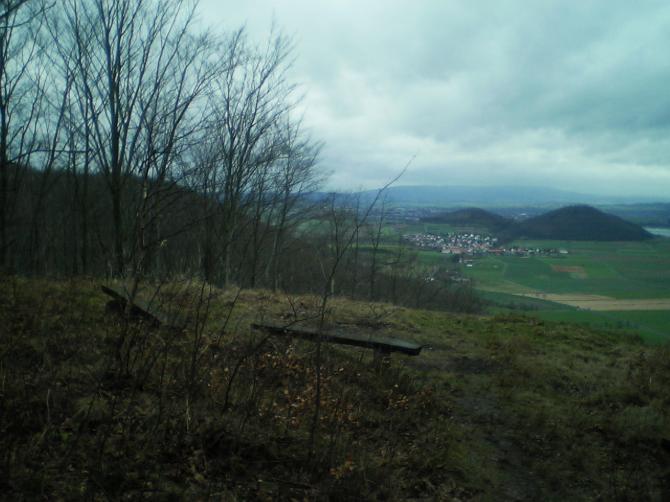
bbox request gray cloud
[199,0,670,198]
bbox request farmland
[458,239,670,343]
[304,215,670,343]
[383,222,670,343]
[462,240,670,299]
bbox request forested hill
[500,205,654,241]
[422,205,654,242]
[422,207,512,230]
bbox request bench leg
[373,348,391,372]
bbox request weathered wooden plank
[251,322,424,356]
[101,285,170,328]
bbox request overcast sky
[198,0,670,198]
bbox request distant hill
[600,203,670,227]
[309,186,670,214]
[500,205,654,241]
[422,207,512,231]
[351,185,669,208]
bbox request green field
[307,219,670,343]
[465,255,670,298]
[476,291,668,343]
[458,239,670,343]
[462,239,670,299]
[477,290,573,311]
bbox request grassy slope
[528,310,670,345]
[1,278,669,500]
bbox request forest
[0,0,478,313]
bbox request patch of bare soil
[551,265,587,279]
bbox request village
[403,232,569,257]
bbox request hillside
[422,207,512,231]
[414,204,653,242]
[501,205,654,241]
[2,277,669,499]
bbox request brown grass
[551,265,588,279]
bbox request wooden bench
[101,284,183,329]
[251,322,425,361]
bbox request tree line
[0,0,480,313]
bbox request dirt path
[406,346,542,501]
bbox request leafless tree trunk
[0,0,45,270]
[59,0,215,278]
[367,196,387,301]
[200,29,296,286]
[246,160,274,289]
[265,117,323,291]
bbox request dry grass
[1,277,669,499]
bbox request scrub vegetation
[1,278,669,499]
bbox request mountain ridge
[354,185,670,207]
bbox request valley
[378,205,670,344]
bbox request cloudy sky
[199,0,670,198]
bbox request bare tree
[0,0,50,270]
[0,0,327,285]
[366,196,388,301]
[58,0,216,278]
[0,1,30,21]
[308,166,407,459]
[264,116,323,291]
[198,28,296,285]
[245,151,275,289]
